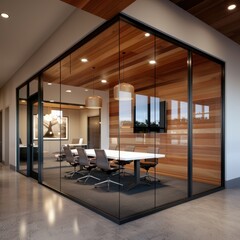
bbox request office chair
[94,149,123,191]
[76,147,100,183]
[63,146,81,178]
[140,147,160,182]
[115,145,135,176]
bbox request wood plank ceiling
[60,0,135,20]
[42,20,187,95]
[169,0,240,45]
[61,0,240,44]
[43,0,225,96]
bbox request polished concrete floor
[1,163,240,240]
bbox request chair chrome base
[140,173,160,183]
[94,177,123,191]
[113,168,132,177]
[64,169,85,178]
[76,174,100,183]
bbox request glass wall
[41,62,62,191]
[18,85,28,175]
[192,53,222,195]
[155,39,189,207]
[17,15,224,223]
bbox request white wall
[43,82,109,149]
[1,0,239,181]
[0,9,105,167]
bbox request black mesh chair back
[77,147,89,166]
[140,146,160,182]
[63,145,80,178]
[146,147,159,163]
[76,147,100,183]
[114,145,135,176]
[95,149,110,170]
[94,149,123,191]
[63,146,76,164]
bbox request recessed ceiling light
[66,89,72,93]
[101,79,107,83]
[149,60,156,64]
[1,13,9,19]
[227,4,236,10]
[47,82,52,86]
[50,100,55,103]
[81,58,88,63]
[85,89,89,92]
[145,33,150,37]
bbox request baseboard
[225,177,240,188]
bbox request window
[134,94,166,133]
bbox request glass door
[28,93,39,180]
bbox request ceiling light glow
[66,89,72,93]
[227,4,236,10]
[149,60,156,65]
[81,58,88,63]
[1,13,9,19]
[101,79,107,83]
[145,33,150,37]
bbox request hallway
[0,163,240,240]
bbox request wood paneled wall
[109,55,222,186]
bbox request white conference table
[72,149,165,189]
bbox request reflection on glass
[150,96,160,126]
[180,101,188,121]
[192,53,222,195]
[194,104,210,120]
[135,94,148,127]
[119,98,132,128]
[19,218,27,239]
[171,100,178,120]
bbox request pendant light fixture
[85,67,102,109]
[114,52,134,101]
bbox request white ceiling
[0,0,76,88]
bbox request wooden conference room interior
[18,17,222,221]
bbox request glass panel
[31,100,39,178]
[155,38,189,206]
[192,54,222,195]
[118,20,156,219]
[41,62,61,192]
[56,22,120,219]
[29,79,38,96]
[18,85,28,175]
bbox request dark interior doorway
[88,116,100,149]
